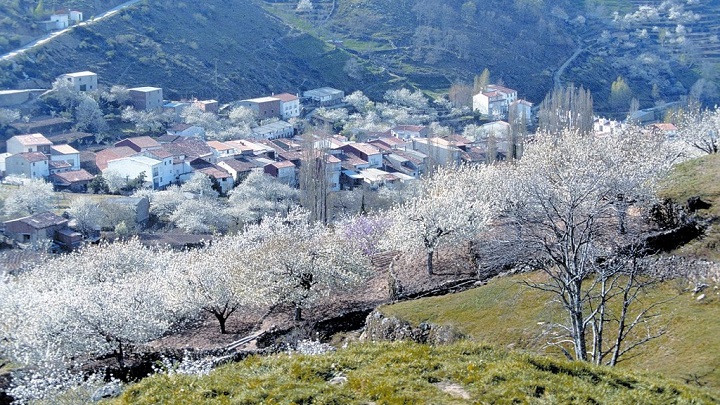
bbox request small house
[3,212,69,245]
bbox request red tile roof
[273,93,299,102]
[52,169,95,184]
[95,146,137,170]
[17,152,48,163]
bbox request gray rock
[91,382,122,402]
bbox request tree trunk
[214,312,228,334]
[426,250,434,276]
[571,279,588,361]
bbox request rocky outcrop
[359,311,463,345]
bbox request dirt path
[552,38,585,88]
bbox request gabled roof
[95,146,137,170]
[268,160,295,169]
[342,142,381,156]
[10,133,53,147]
[14,152,48,163]
[4,211,67,229]
[115,136,161,150]
[49,160,72,169]
[392,125,426,132]
[161,138,213,159]
[52,169,94,184]
[273,93,299,102]
[196,165,232,180]
[218,159,257,172]
[144,148,173,160]
[486,84,517,95]
[206,140,234,151]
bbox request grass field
[110,340,718,404]
[659,153,720,260]
[381,273,720,392]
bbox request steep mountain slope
[0,0,716,108]
[0,0,379,101]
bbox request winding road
[0,0,142,62]
[552,38,586,88]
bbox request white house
[250,120,295,140]
[5,152,50,179]
[412,137,461,167]
[58,71,97,92]
[49,12,69,29]
[264,160,296,186]
[128,87,163,111]
[50,144,80,170]
[7,133,53,155]
[166,123,205,138]
[105,155,171,190]
[473,85,518,118]
[303,87,345,106]
[273,93,301,120]
[206,141,236,158]
[509,99,533,126]
[339,143,383,168]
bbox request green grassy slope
[660,153,720,260]
[380,156,720,390]
[111,340,718,404]
[382,273,720,392]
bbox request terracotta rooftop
[144,148,173,160]
[219,159,257,172]
[52,169,94,184]
[49,160,72,169]
[16,152,48,163]
[162,138,213,159]
[206,141,234,151]
[273,93,299,102]
[95,146,137,170]
[115,136,161,150]
[197,166,232,180]
[343,142,381,156]
[269,160,295,169]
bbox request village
[0,69,678,254]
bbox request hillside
[0,0,382,101]
[381,273,720,392]
[1,0,715,108]
[110,341,717,404]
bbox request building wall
[61,73,98,92]
[51,153,80,170]
[129,88,163,111]
[7,138,52,155]
[280,99,300,120]
[5,156,49,179]
[106,158,170,189]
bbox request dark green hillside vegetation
[2,0,717,108]
[0,0,126,54]
[111,341,717,404]
[266,0,579,101]
[0,0,383,101]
